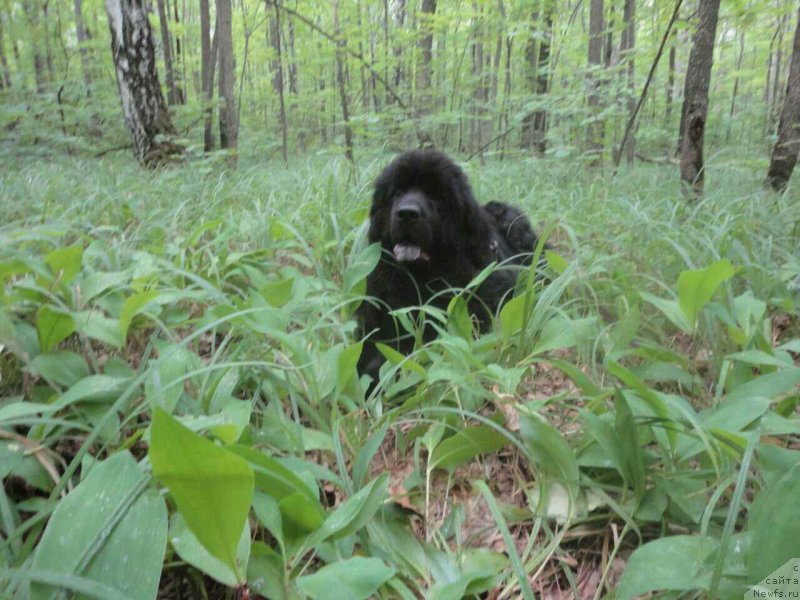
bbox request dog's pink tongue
[393,242,422,262]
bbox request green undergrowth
[1,144,799,599]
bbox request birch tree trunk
[105,0,179,165]
[217,0,238,165]
[678,0,721,196]
[766,6,800,192]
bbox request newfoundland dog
[356,149,543,386]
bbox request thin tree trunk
[621,0,636,163]
[369,8,381,111]
[0,16,11,88]
[383,0,390,107]
[217,0,238,165]
[416,0,436,110]
[586,0,605,165]
[678,0,721,196]
[727,30,745,140]
[390,0,406,95]
[333,0,354,163]
[271,1,288,166]
[766,6,800,192]
[357,4,370,111]
[499,34,512,157]
[171,0,185,103]
[772,17,787,127]
[105,0,180,165]
[287,19,299,94]
[666,28,676,126]
[23,3,48,92]
[73,0,92,92]
[156,0,178,105]
[532,12,552,156]
[42,2,55,83]
[200,0,216,151]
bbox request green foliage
[0,148,798,598]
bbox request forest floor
[1,139,799,599]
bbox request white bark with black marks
[105,0,179,165]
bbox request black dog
[356,150,543,386]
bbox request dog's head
[369,150,491,268]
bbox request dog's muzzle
[390,192,431,263]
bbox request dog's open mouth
[393,242,430,263]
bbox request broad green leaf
[252,492,285,548]
[337,342,363,392]
[36,305,75,352]
[534,316,597,354]
[209,401,251,444]
[28,350,89,387]
[727,349,793,368]
[748,464,800,583]
[31,452,167,600]
[119,290,158,340]
[499,291,530,337]
[80,270,130,302]
[518,412,579,493]
[0,402,57,425]
[169,513,251,587]
[343,242,381,293]
[639,292,692,333]
[316,474,389,542]
[247,542,286,600]
[727,368,800,403]
[296,557,395,600]
[677,395,771,459]
[258,277,295,308]
[52,374,130,409]
[446,295,474,340]
[376,343,427,379]
[73,309,124,348]
[44,243,83,284]
[676,259,737,328]
[53,374,129,409]
[144,344,190,414]
[429,425,509,471]
[616,536,715,600]
[229,444,324,533]
[150,408,254,580]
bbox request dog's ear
[368,172,393,243]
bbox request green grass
[1,140,799,599]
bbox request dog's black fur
[356,149,542,385]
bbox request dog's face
[387,189,439,264]
[369,150,489,269]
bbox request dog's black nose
[396,205,421,221]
